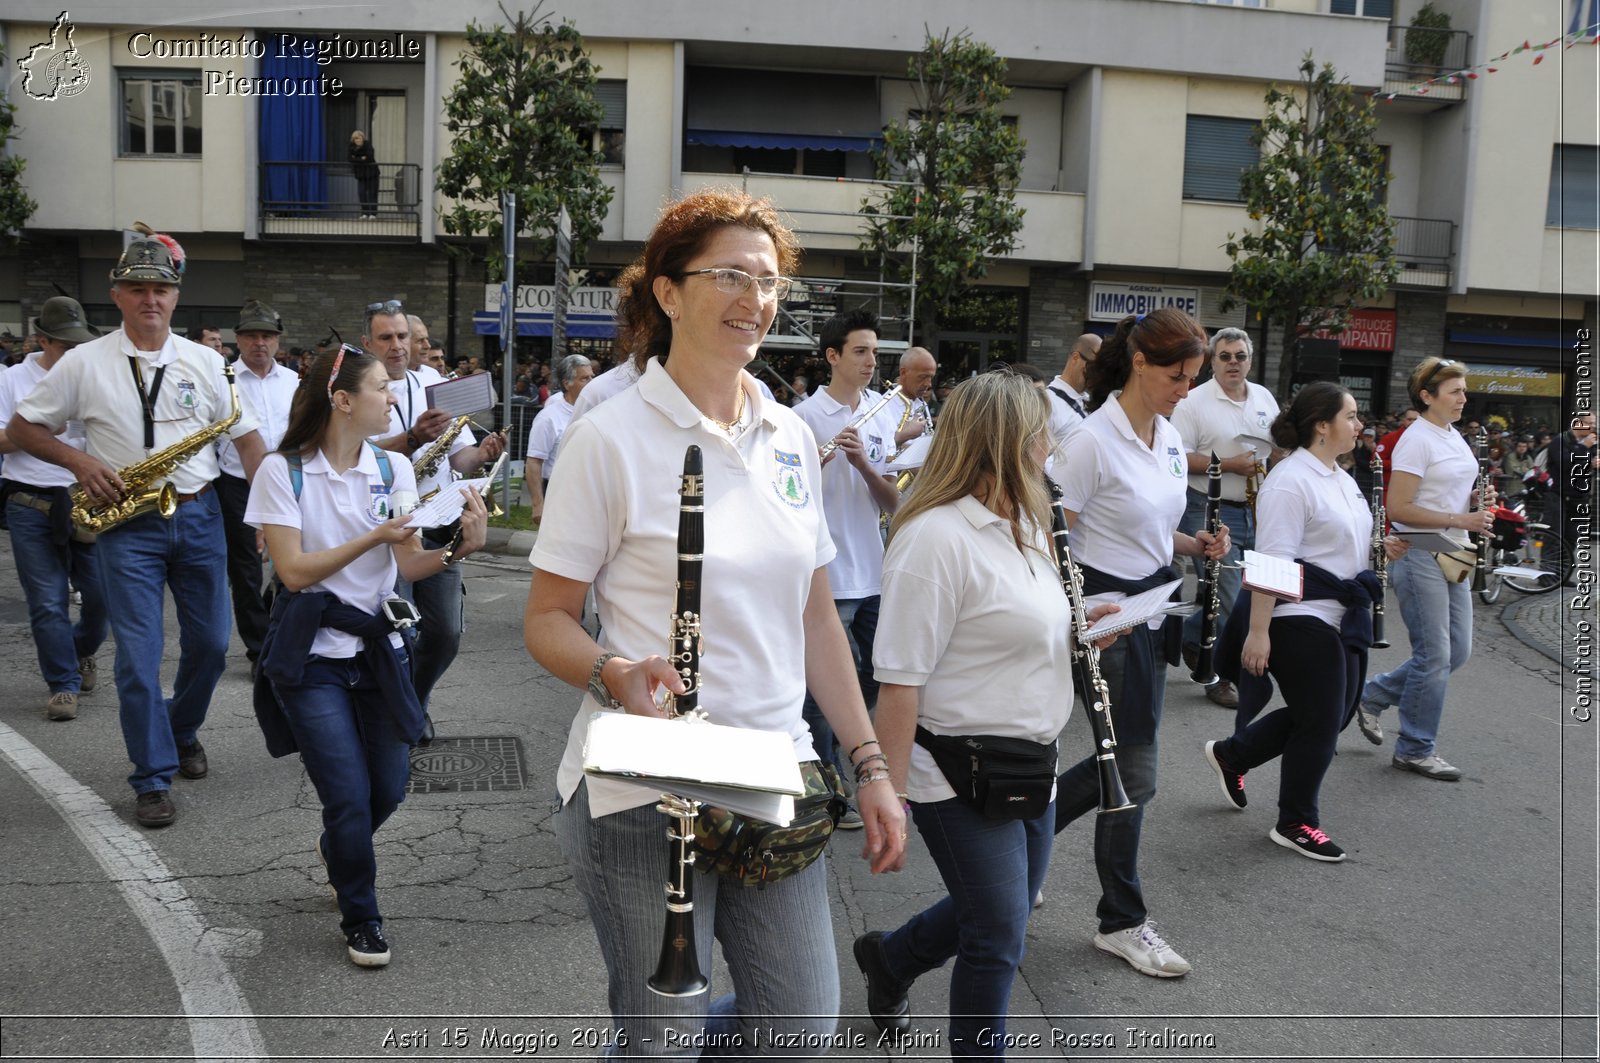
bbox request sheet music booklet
[405,453,507,529]
[582,710,804,825]
[1081,579,1194,639]
[1241,550,1304,601]
[424,372,496,417]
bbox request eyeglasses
[1214,351,1249,363]
[365,300,404,315]
[678,268,792,300]
[326,343,363,405]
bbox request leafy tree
[437,2,611,273]
[861,27,1025,341]
[0,43,38,244]
[1223,54,1397,394]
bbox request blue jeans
[273,650,413,931]
[879,799,1053,1060]
[7,498,108,693]
[1052,634,1161,931]
[395,560,464,712]
[801,595,880,777]
[1178,490,1253,656]
[554,780,840,1060]
[94,495,231,794]
[1363,547,1472,759]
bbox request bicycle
[1478,474,1572,603]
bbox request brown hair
[1408,357,1468,413]
[616,188,801,371]
[1084,309,1208,411]
[278,347,380,455]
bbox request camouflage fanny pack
[692,760,847,889]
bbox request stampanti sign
[1310,309,1396,351]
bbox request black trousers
[1213,615,1358,830]
[214,473,269,660]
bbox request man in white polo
[1046,333,1100,469]
[524,353,594,522]
[794,309,900,827]
[890,346,938,449]
[1169,327,1280,709]
[214,299,300,674]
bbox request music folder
[582,711,805,825]
[1241,550,1304,601]
[425,372,496,417]
[1080,579,1194,639]
[405,454,506,529]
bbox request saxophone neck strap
[127,356,168,450]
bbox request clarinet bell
[647,918,709,997]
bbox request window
[120,73,202,156]
[592,79,625,165]
[1547,144,1599,229]
[1183,116,1256,202]
[1329,0,1394,16]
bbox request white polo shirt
[875,495,1075,803]
[794,387,897,599]
[384,369,474,497]
[525,391,574,473]
[15,328,260,494]
[1169,377,1280,502]
[1054,393,1189,580]
[244,446,417,658]
[1255,448,1373,629]
[570,360,642,422]
[218,359,299,477]
[1389,415,1477,531]
[1047,380,1089,446]
[0,353,88,488]
[531,358,835,817]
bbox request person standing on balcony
[349,131,379,219]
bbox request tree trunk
[1275,312,1300,397]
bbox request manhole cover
[407,736,527,794]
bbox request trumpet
[1369,447,1390,649]
[1047,479,1135,816]
[818,385,903,461]
[1242,445,1267,520]
[647,445,710,999]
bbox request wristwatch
[587,651,623,709]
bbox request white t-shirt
[525,392,574,472]
[218,359,299,477]
[1389,416,1478,531]
[531,358,835,817]
[1169,377,1280,502]
[793,387,897,599]
[384,369,474,497]
[15,328,261,494]
[244,445,417,658]
[0,353,88,488]
[1054,393,1189,580]
[875,495,1075,802]
[1254,448,1373,629]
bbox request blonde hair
[1408,356,1468,412]
[888,371,1053,556]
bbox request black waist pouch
[914,726,1057,821]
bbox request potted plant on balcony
[1405,2,1453,73]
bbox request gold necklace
[706,386,747,435]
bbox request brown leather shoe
[1205,681,1239,709]
[177,740,208,779]
[46,691,78,721]
[135,789,177,828]
[78,656,97,693]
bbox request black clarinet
[1471,427,1491,594]
[647,445,710,998]
[1190,452,1223,686]
[1369,447,1390,649]
[1048,480,1135,815]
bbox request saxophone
[70,364,242,535]
[412,414,472,485]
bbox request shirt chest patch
[175,379,199,410]
[866,433,885,464]
[1254,409,1271,429]
[773,448,810,508]
[1167,445,1185,478]
[368,485,392,522]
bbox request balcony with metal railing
[258,161,423,240]
[1382,24,1473,106]
[1391,214,1456,288]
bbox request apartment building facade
[1,0,1593,422]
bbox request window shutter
[1183,116,1257,203]
[593,80,626,130]
[1547,144,1599,230]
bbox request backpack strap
[287,452,304,501]
[367,441,394,489]
[288,444,393,501]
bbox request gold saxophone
[70,364,242,535]
[412,414,472,485]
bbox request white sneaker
[1093,920,1191,978]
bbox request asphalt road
[0,537,1594,1063]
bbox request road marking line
[0,720,267,1058]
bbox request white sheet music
[405,454,505,529]
[1081,579,1191,639]
[1242,550,1304,601]
[425,372,496,416]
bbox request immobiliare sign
[1089,283,1199,321]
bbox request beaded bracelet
[847,739,881,764]
[853,752,888,771]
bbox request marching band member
[794,309,901,827]
[366,301,504,736]
[405,314,445,383]
[247,346,488,967]
[215,299,299,674]
[1047,309,1225,978]
[1356,358,1490,781]
[524,189,906,1054]
[0,296,107,721]
[860,371,1116,1055]
[1202,382,1405,861]
[892,346,938,448]
[9,231,267,828]
[523,353,594,523]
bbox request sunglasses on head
[365,299,403,315]
[326,343,367,406]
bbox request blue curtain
[258,36,326,212]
